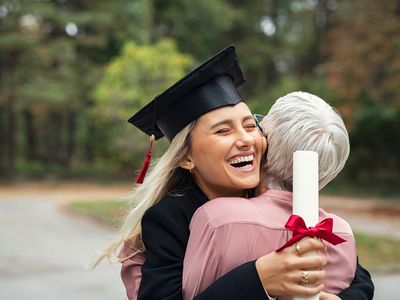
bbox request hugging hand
[255,238,327,298]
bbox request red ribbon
[277,215,346,251]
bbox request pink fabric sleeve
[119,237,146,300]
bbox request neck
[193,178,244,200]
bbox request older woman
[182,92,374,300]
[99,46,373,300]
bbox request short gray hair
[261,91,350,191]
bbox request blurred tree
[321,0,400,118]
[0,1,41,176]
[152,0,236,58]
[0,0,152,177]
[348,100,400,186]
[320,0,400,187]
[151,0,328,104]
[93,39,193,167]
[1,0,397,192]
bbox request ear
[178,155,194,171]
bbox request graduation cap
[128,45,245,183]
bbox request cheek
[191,140,229,170]
[253,133,266,156]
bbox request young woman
[99,46,373,300]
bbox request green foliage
[344,100,400,189]
[355,231,400,268]
[93,39,193,165]
[94,39,193,118]
[0,0,398,195]
[0,0,153,175]
[153,0,236,58]
[65,199,129,229]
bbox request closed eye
[244,123,257,131]
[214,128,231,134]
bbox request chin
[233,177,259,190]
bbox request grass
[65,199,400,269]
[65,199,128,229]
[355,232,400,270]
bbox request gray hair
[261,91,350,191]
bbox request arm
[336,261,374,300]
[138,205,268,300]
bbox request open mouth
[227,154,254,169]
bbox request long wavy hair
[93,121,196,267]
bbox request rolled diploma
[293,151,319,300]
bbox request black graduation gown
[137,179,374,300]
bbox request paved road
[0,198,126,300]
[372,273,400,300]
[0,184,399,299]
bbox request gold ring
[302,271,309,283]
[295,243,302,256]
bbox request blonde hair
[261,91,349,191]
[93,122,195,267]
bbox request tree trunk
[85,120,95,164]
[24,109,37,161]
[396,0,400,15]
[65,110,76,166]
[6,96,15,178]
[5,54,19,178]
[45,112,63,165]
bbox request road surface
[0,181,399,299]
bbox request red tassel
[135,135,155,184]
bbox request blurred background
[0,0,399,299]
[0,0,399,194]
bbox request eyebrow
[209,115,255,130]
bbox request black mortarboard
[128,45,245,142]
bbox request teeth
[228,155,254,165]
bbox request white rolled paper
[293,151,319,300]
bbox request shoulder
[141,194,196,253]
[143,182,208,232]
[191,197,259,229]
[320,209,354,236]
[143,194,190,230]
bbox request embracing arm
[336,261,374,300]
[138,205,268,300]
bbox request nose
[235,128,255,149]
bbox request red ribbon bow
[277,215,346,252]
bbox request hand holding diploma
[275,151,346,299]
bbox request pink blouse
[182,190,356,300]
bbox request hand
[320,291,342,300]
[255,238,327,298]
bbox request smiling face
[181,102,266,199]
